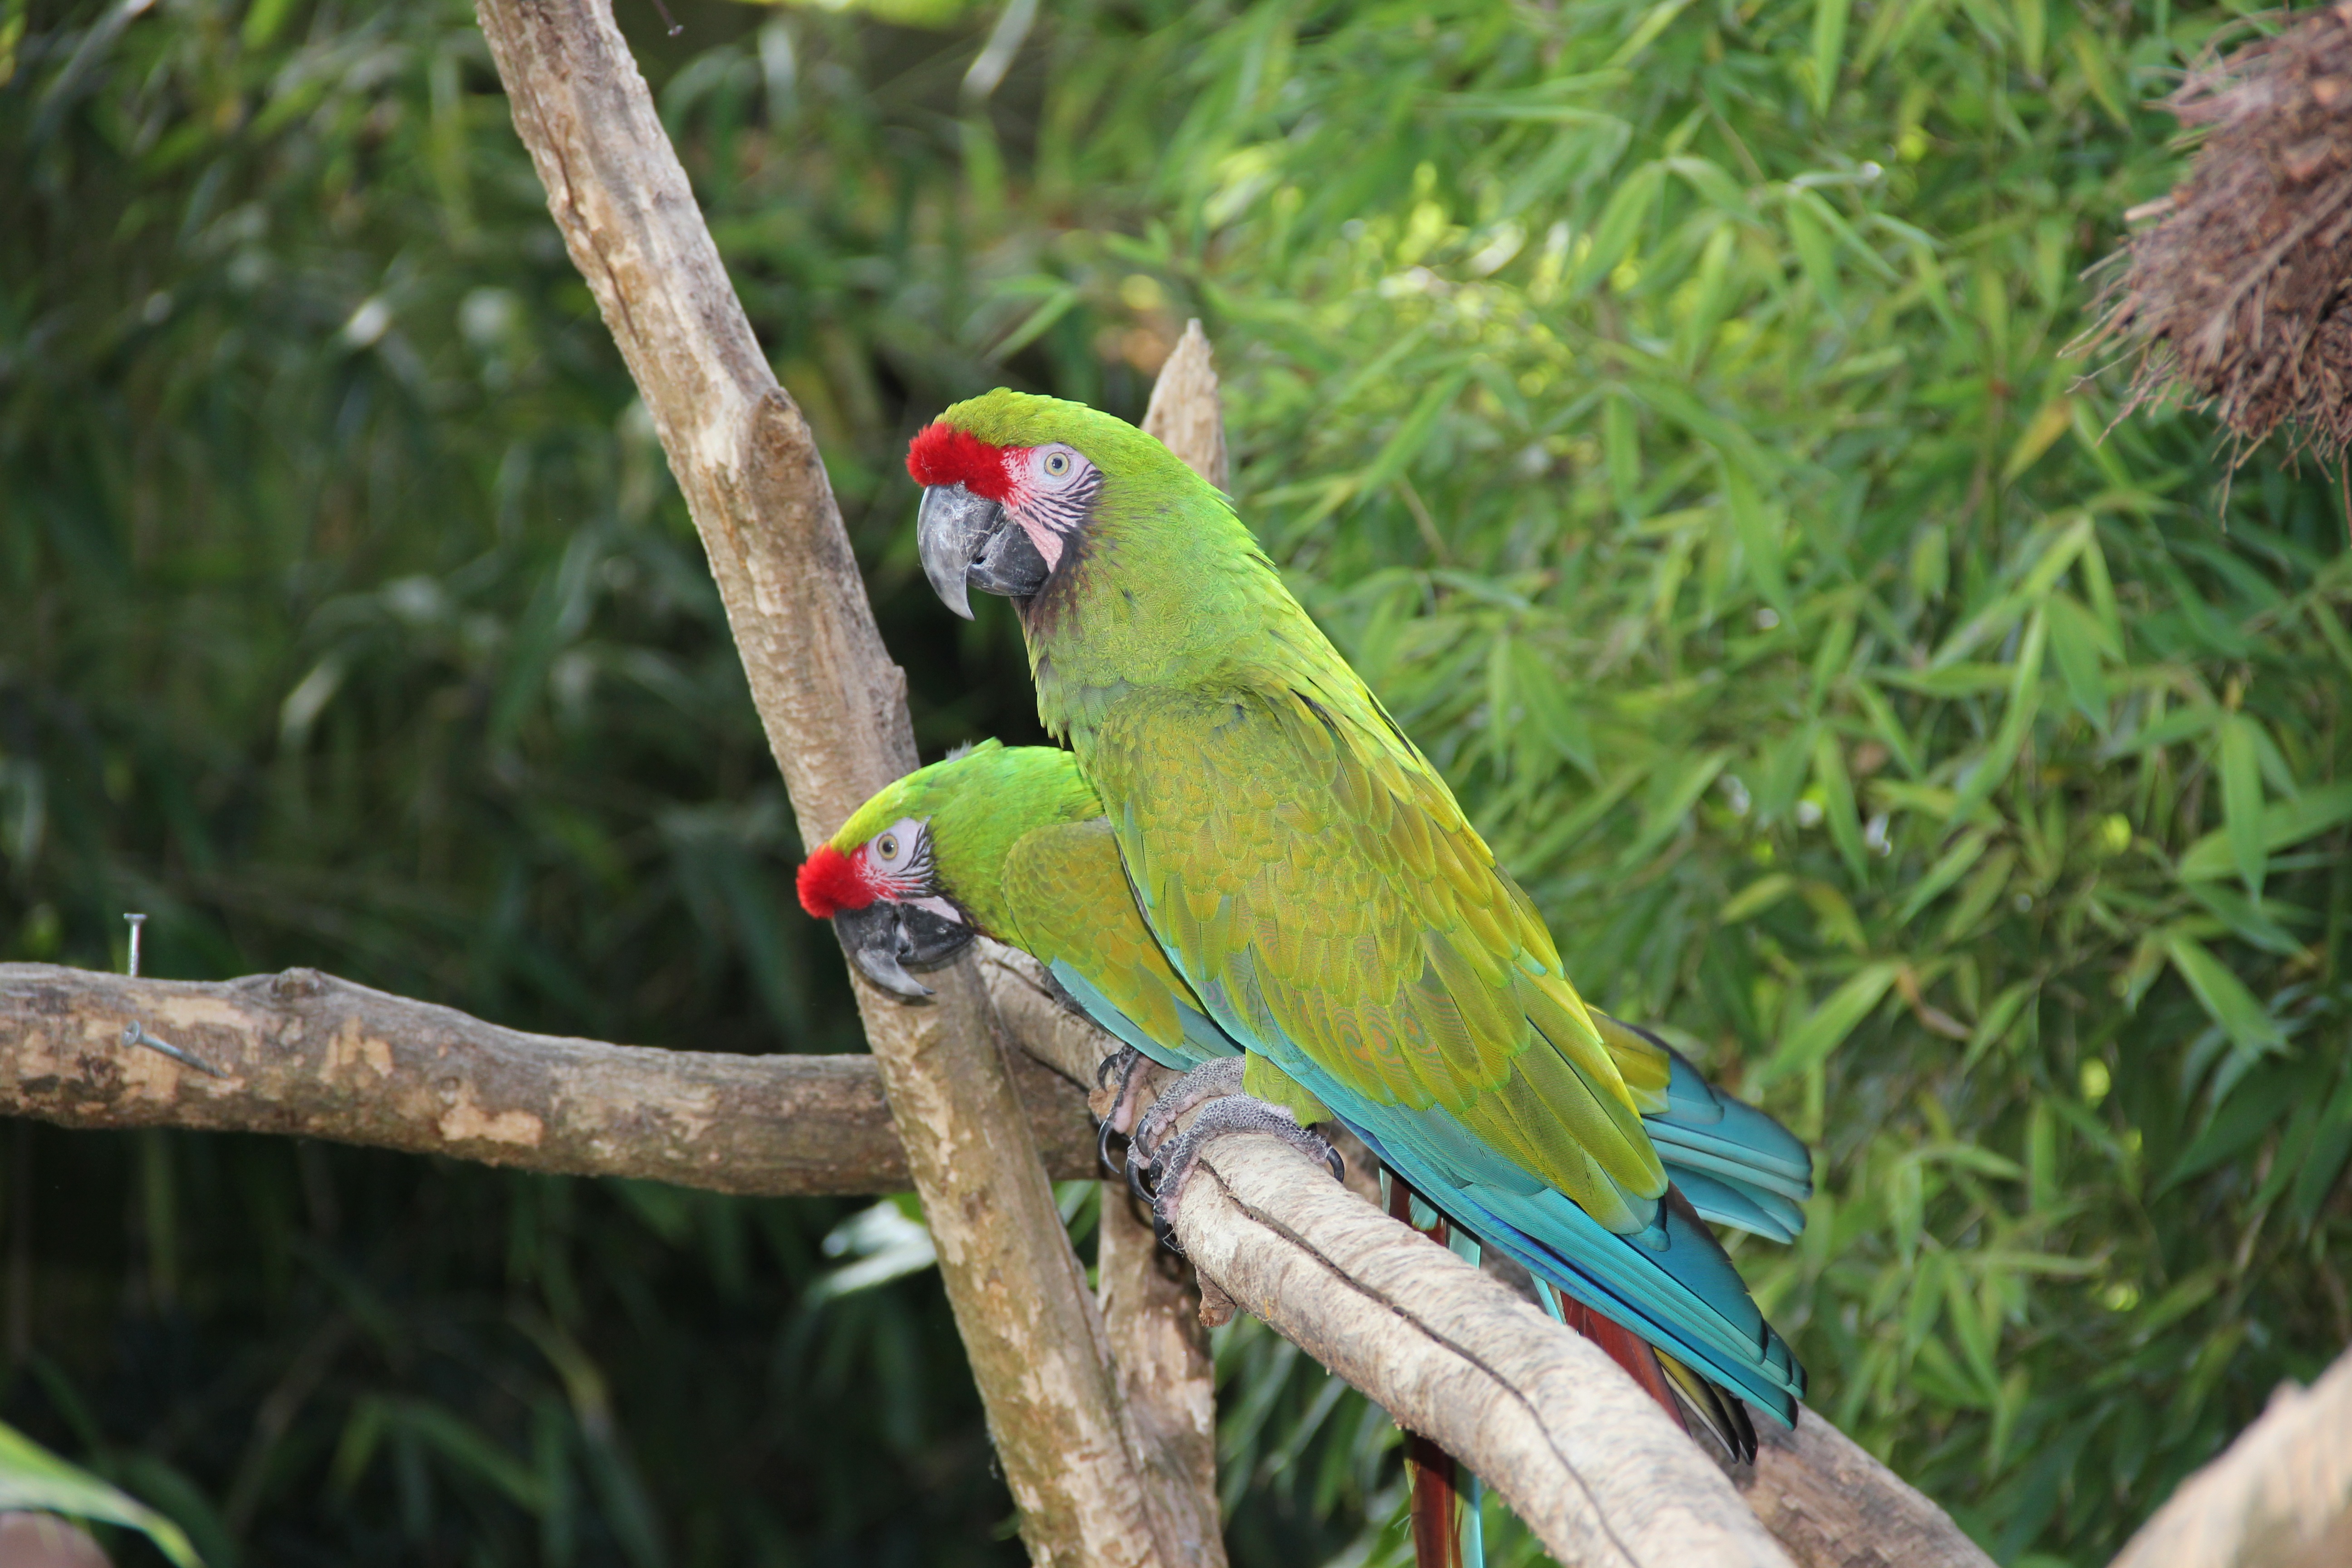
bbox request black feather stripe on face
[1023,468,1102,549]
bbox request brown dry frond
[2084,5,2352,465]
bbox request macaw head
[907,390,1192,619]
[796,774,976,1000]
[794,740,1097,999]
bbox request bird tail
[1534,1278,1759,1464]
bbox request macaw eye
[877,833,899,861]
[1043,451,1071,477]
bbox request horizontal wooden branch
[0,963,1097,1192]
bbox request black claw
[1128,1147,1158,1206]
[1097,1052,1124,1090]
[1152,1209,1182,1255]
[1325,1146,1346,1184]
[1098,1117,1127,1179]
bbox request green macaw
[898,393,1808,1434]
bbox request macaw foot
[1143,1096,1341,1251]
[1127,1057,1247,1203]
[1094,1048,1157,1178]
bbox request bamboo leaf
[2160,931,2287,1059]
[0,1422,202,1568]
[1810,0,1852,113]
[2177,782,2352,881]
[2218,712,2269,898]
[1896,827,1991,924]
[1763,961,1901,1083]
[1571,163,1665,295]
[2002,396,2072,482]
[1721,461,1792,616]
[1944,606,2047,827]
[2044,592,2112,728]
[1813,728,1868,881]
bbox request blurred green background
[3,0,2347,1563]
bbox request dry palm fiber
[2089,4,2352,464]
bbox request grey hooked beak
[833,901,977,1001]
[917,484,1054,618]
[917,484,1000,621]
[834,903,933,999]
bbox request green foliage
[5,0,2347,1563]
[0,1418,202,1565]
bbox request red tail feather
[1389,1180,1475,1568]
[1552,1291,1691,1437]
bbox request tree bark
[0,964,1097,1192]
[1741,1405,1995,1568]
[467,1,1179,1558]
[2106,1343,2352,1568]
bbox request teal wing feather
[1593,1014,1813,1242]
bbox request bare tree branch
[2108,1343,2352,1568]
[0,964,1098,1192]
[1742,1406,1995,1568]
[466,0,1190,1559]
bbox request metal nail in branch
[118,913,225,1078]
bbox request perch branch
[468,0,1186,1559]
[0,964,1098,1192]
[1741,1408,1996,1568]
[988,938,1994,1568]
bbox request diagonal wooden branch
[466,1,1181,1559]
[1742,1408,1997,1568]
[982,944,1994,1568]
[2107,1342,2352,1568]
[1174,1134,1796,1567]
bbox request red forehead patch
[797,844,873,919]
[907,423,1015,501]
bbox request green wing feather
[1000,818,1200,1061]
[1091,684,1669,1235]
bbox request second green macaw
[799,740,1811,1447]
[898,392,1808,1432]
